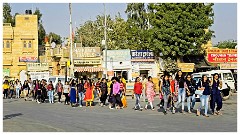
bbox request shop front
[130,50,158,80]
[104,49,131,81]
[73,47,104,79]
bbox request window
[3,41,4,48]
[6,41,10,48]
[23,41,27,48]
[28,41,32,48]
[223,73,233,80]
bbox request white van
[48,76,72,88]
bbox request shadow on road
[3,113,23,120]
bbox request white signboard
[29,72,50,81]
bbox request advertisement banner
[131,50,154,59]
[178,63,195,72]
[73,47,101,58]
[106,49,131,61]
[220,63,237,69]
[3,69,10,77]
[207,54,237,63]
[28,72,49,80]
[19,57,38,62]
[207,49,237,63]
[27,63,49,72]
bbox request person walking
[31,80,36,101]
[160,75,171,115]
[169,75,177,114]
[36,80,42,104]
[111,77,123,109]
[9,81,15,99]
[95,78,101,100]
[63,81,70,105]
[28,78,34,101]
[133,77,143,110]
[47,81,54,104]
[108,78,114,109]
[22,80,30,101]
[15,80,22,99]
[84,79,94,107]
[185,75,196,114]
[175,70,188,114]
[77,79,84,107]
[158,75,164,108]
[210,73,223,116]
[70,79,77,107]
[145,76,156,111]
[197,75,211,117]
[100,78,108,107]
[55,80,63,103]
[3,80,10,99]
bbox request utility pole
[104,3,107,79]
[69,3,74,78]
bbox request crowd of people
[3,70,224,117]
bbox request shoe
[110,107,114,110]
[196,109,200,116]
[164,110,167,115]
[80,105,83,108]
[205,114,209,117]
[188,111,192,114]
[151,107,155,111]
[172,107,176,114]
[24,99,27,101]
[217,111,222,115]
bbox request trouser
[24,89,28,99]
[58,92,62,102]
[112,94,123,108]
[135,94,141,108]
[210,94,222,113]
[41,90,46,102]
[48,91,54,103]
[33,91,37,100]
[163,94,170,111]
[16,88,20,98]
[9,90,14,98]
[3,89,8,98]
[63,93,70,104]
[142,90,146,102]
[37,94,41,102]
[78,92,84,106]
[187,94,196,111]
[176,88,186,111]
[198,95,210,115]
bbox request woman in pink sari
[145,76,156,111]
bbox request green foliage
[47,32,62,44]
[3,3,15,26]
[163,57,178,73]
[148,3,214,60]
[75,13,128,50]
[34,8,46,45]
[215,40,237,49]
[125,3,152,50]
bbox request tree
[215,40,237,49]
[125,3,152,50]
[148,3,214,61]
[47,32,62,44]
[3,3,14,26]
[34,8,46,45]
[163,57,178,73]
[75,13,128,50]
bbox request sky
[9,3,237,45]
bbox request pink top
[113,82,120,95]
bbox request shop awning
[74,67,104,72]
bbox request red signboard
[207,49,237,63]
[207,53,237,63]
[19,57,38,62]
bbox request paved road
[3,94,237,132]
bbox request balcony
[63,49,70,58]
[3,48,12,53]
[53,48,63,58]
[46,49,54,57]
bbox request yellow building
[3,14,38,80]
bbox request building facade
[3,14,38,81]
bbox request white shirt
[63,85,70,93]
